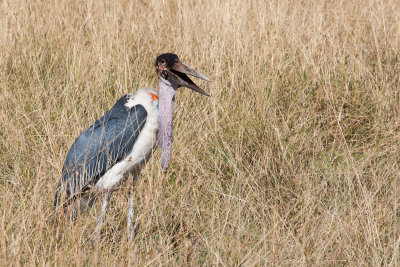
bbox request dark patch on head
[155,53,179,68]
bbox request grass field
[1,0,400,265]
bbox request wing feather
[53,94,147,208]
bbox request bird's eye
[160,59,166,65]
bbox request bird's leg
[92,189,114,243]
[127,172,140,242]
[126,190,135,242]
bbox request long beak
[168,61,212,96]
[173,62,212,82]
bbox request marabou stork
[53,53,211,241]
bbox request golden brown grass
[1,0,400,265]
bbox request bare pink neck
[158,78,179,172]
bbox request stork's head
[155,53,211,96]
[155,53,211,172]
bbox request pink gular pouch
[155,53,211,172]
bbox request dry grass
[1,0,400,265]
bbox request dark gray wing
[53,94,147,208]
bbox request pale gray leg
[127,168,142,242]
[92,189,113,243]
[126,167,145,242]
[126,191,135,241]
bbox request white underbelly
[95,117,158,190]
